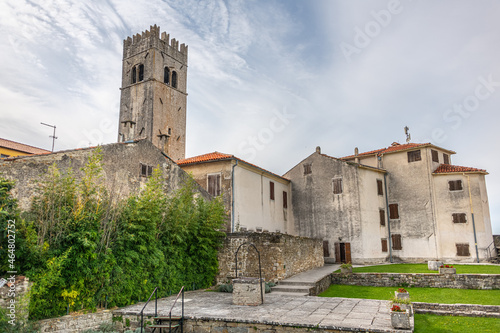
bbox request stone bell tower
[118,25,188,161]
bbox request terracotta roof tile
[177,152,289,182]
[0,138,50,155]
[342,142,454,159]
[433,164,487,174]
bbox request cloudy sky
[1,0,499,233]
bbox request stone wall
[217,232,323,284]
[37,310,113,333]
[331,273,500,289]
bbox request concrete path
[116,291,413,332]
[271,264,340,296]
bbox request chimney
[316,146,321,154]
[354,147,359,164]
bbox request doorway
[334,242,351,263]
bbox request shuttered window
[449,180,463,191]
[333,178,343,194]
[389,203,399,219]
[283,191,288,209]
[381,239,388,252]
[431,150,439,163]
[443,153,450,165]
[392,234,402,250]
[208,174,221,196]
[407,150,421,162]
[270,181,275,200]
[456,243,470,256]
[452,213,467,224]
[377,179,383,196]
[303,163,312,175]
[379,209,386,226]
[140,163,153,177]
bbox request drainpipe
[465,173,480,263]
[231,159,238,232]
[383,171,393,263]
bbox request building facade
[0,138,50,159]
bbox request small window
[138,64,144,81]
[456,243,470,256]
[283,191,288,209]
[333,178,343,194]
[392,234,402,250]
[379,209,386,226]
[449,180,463,191]
[407,150,421,163]
[0,154,10,158]
[443,153,450,165]
[172,71,178,88]
[389,203,399,219]
[381,239,388,252]
[164,67,170,84]
[270,181,275,200]
[256,227,263,233]
[131,66,137,83]
[303,163,312,175]
[452,213,467,224]
[208,174,221,196]
[377,179,383,196]
[431,150,439,163]
[140,163,153,178]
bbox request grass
[319,285,500,305]
[415,313,500,332]
[332,263,500,274]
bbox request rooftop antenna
[404,126,411,143]
[41,122,58,152]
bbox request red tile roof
[433,164,487,175]
[342,142,455,159]
[0,138,50,155]
[177,152,289,182]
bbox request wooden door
[323,240,330,257]
[345,242,351,263]
[334,242,341,263]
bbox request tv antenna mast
[41,122,58,152]
[404,126,411,143]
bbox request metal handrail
[167,286,185,333]
[140,287,158,333]
[486,241,497,261]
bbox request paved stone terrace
[115,291,413,332]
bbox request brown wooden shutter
[333,178,342,194]
[270,181,275,200]
[208,174,220,196]
[379,209,386,226]
[283,191,288,208]
[449,180,463,191]
[345,243,351,263]
[323,240,330,257]
[381,239,388,252]
[389,204,399,219]
[443,154,450,165]
[452,213,466,223]
[377,179,383,195]
[304,164,312,175]
[392,234,402,250]
[407,150,421,162]
[216,174,221,195]
[334,243,341,263]
[456,243,470,256]
[431,150,439,162]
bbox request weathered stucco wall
[217,233,323,284]
[0,140,208,211]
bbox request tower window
[132,66,137,83]
[138,64,144,81]
[407,150,421,163]
[164,67,170,85]
[172,71,178,88]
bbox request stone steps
[271,284,312,296]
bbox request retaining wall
[37,310,113,333]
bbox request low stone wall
[217,232,323,284]
[413,302,500,318]
[331,273,500,289]
[37,310,113,333]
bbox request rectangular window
[283,191,288,209]
[270,181,275,200]
[377,179,383,196]
[443,153,450,165]
[392,234,402,250]
[449,180,463,191]
[333,178,343,194]
[379,209,386,226]
[452,213,467,224]
[431,149,439,163]
[207,174,221,196]
[303,163,312,175]
[456,243,470,256]
[381,239,388,252]
[140,163,153,178]
[389,203,399,219]
[407,150,421,163]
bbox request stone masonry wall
[331,273,500,289]
[37,311,113,333]
[217,232,323,284]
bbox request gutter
[383,171,393,263]
[231,159,238,232]
[465,173,480,263]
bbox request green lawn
[319,285,500,305]
[415,313,500,332]
[334,263,500,274]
